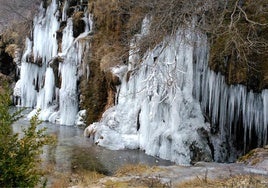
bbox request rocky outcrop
[238,145,268,171]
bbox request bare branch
[237,5,268,26]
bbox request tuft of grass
[103,176,171,188]
[104,179,131,188]
[48,170,105,188]
[115,164,161,177]
[97,164,170,188]
[175,175,268,188]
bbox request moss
[79,0,134,125]
[251,158,261,166]
[80,54,109,124]
[104,180,130,187]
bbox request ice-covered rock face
[14,0,91,125]
[85,24,212,164]
[85,14,268,164]
[193,35,268,162]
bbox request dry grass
[38,163,165,187]
[37,161,268,188]
[4,44,18,57]
[42,170,105,188]
[103,177,171,188]
[175,175,268,188]
[41,168,268,188]
[115,164,161,177]
[237,146,267,166]
[96,164,170,188]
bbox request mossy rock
[237,146,268,166]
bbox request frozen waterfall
[11,0,267,164]
[14,0,91,125]
[85,16,268,163]
[193,36,268,159]
[85,22,212,164]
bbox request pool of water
[12,112,174,175]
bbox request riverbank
[46,163,268,187]
[45,146,268,187]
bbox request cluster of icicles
[193,39,268,150]
[14,0,91,125]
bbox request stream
[11,110,174,176]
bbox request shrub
[0,88,55,187]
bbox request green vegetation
[0,88,55,187]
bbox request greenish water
[12,117,174,176]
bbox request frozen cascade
[193,35,268,160]
[59,22,78,125]
[33,0,59,64]
[14,0,92,125]
[18,38,39,107]
[17,0,59,109]
[85,25,212,164]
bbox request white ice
[14,0,92,126]
[85,22,212,164]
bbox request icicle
[193,36,268,159]
[33,0,59,64]
[62,0,69,21]
[84,19,212,165]
[15,0,91,125]
[19,38,39,107]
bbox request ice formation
[85,16,268,163]
[14,0,91,125]
[11,0,268,164]
[193,36,268,160]
[85,19,212,164]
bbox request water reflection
[12,117,174,175]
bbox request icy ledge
[85,30,212,164]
